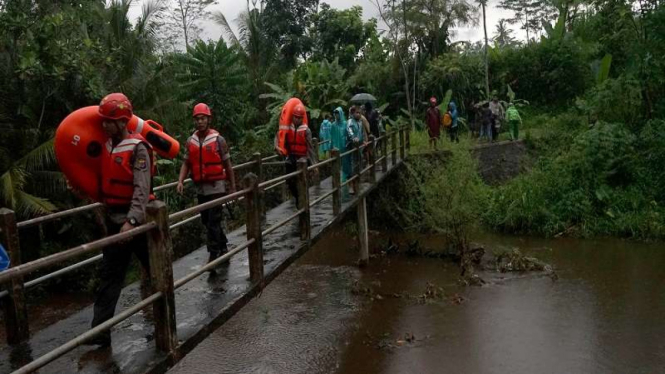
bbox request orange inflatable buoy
[55,106,180,201]
[126,117,180,159]
[277,98,309,156]
[55,106,105,201]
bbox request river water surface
[168,229,665,374]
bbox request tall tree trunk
[402,0,414,128]
[482,1,490,99]
[525,9,530,43]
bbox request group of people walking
[317,102,384,194]
[426,97,459,149]
[426,95,523,146]
[478,96,522,142]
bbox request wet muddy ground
[168,229,665,374]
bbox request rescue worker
[426,97,442,150]
[88,93,154,347]
[277,104,317,205]
[176,103,236,272]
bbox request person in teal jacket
[505,103,522,140]
[318,113,332,158]
[330,107,351,189]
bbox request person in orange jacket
[275,104,317,205]
[177,103,236,273]
[88,93,154,347]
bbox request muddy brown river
[168,229,665,374]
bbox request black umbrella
[350,93,377,104]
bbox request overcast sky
[130,0,525,45]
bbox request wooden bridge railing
[0,127,409,374]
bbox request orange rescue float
[55,106,180,201]
[277,98,309,156]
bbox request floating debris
[416,282,445,304]
[494,248,548,272]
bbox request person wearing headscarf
[347,106,367,194]
[426,97,442,150]
[448,101,459,143]
[330,107,351,190]
[318,113,332,158]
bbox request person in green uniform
[505,103,522,140]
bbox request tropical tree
[176,39,246,139]
[494,19,518,48]
[479,0,490,98]
[157,0,217,50]
[309,4,378,71]
[408,0,476,58]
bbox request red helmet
[430,97,437,104]
[192,103,212,117]
[292,104,306,118]
[99,93,133,120]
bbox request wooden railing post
[312,138,321,187]
[357,197,369,267]
[381,135,388,171]
[399,127,405,160]
[354,143,362,193]
[243,174,264,284]
[253,153,263,182]
[280,157,290,202]
[296,159,311,241]
[391,130,398,166]
[253,153,266,222]
[0,208,29,344]
[145,201,177,354]
[368,135,376,184]
[331,148,341,216]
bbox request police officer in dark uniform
[88,93,154,347]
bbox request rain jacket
[347,116,365,144]
[449,101,459,128]
[506,105,522,123]
[319,119,332,152]
[331,107,352,180]
[330,107,347,152]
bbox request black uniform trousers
[197,193,228,255]
[285,155,312,206]
[91,215,150,338]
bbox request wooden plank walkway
[0,156,404,374]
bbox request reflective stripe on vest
[101,134,154,206]
[277,124,295,156]
[289,125,308,157]
[187,129,226,183]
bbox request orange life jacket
[187,129,226,183]
[288,124,309,157]
[101,134,155,206]
[277,124,294,156]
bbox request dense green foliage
[1,0,665,243]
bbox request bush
[484,121,665,239]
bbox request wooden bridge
[0,128,411,374]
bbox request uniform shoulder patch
[135,157,147,170]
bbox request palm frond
[15,190,56,216]
[16,138,55,172]
[212,11,241,47]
